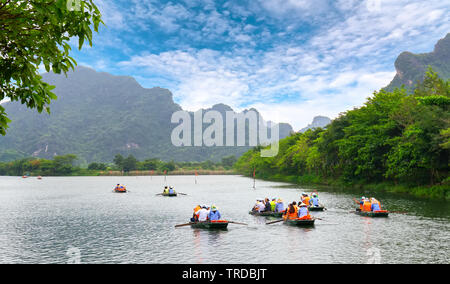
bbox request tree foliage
[235,69,450,187]
[0,0,103,135]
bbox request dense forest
[0,153,237,176]
[235,69,450,199]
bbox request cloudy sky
[71,0,450,129]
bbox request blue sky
[70,0,450,129]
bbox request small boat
[190,220,229,230]
[249,210,283,218]
[37,176,42,180]
[114,189,127,193]
[308,206,325,212]
[162,192,178,197]
[355,209,389,217]
[283,218,315,227]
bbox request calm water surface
[0,175,449,264]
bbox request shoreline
[249,173,450,201]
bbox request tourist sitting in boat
[168,186,176,194]
[370,198,382,211]
[264,198,272,212]
[208,205,221,221]
[301,192,310,206]
[284,203,298,220]
[275,199,285,212]
[163,186,169,194]
[310,193,320,207]
[298,203,312,220]
[253,199,265,212]
[191,205,202,222]
[196,205,210,222]
[270,198,277,211]
[362,198,372,212]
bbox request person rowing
[168,186,176,195]
[163,186,169,194]
[370,197,382,211]
[264,198,271,212]
[270,198,277,212]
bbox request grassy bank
[251,173,450,201]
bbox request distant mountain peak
[386,33,450,91]
[299,116,331,133]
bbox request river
[0,175,448,264]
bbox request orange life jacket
[302,197,311,205]
[194,206,201,214]
[362,201,372,212]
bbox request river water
[0,175,448,264]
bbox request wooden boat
[114,189,127,193]
[249,210,283,218]
[162,192,178,197]
[284,218,315,227]
[308,206,325,211]
[190,220,229,230]
[355,209,389,217]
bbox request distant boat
[22,175,28,179]
[37,176,42,180]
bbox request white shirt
[197,208,209,221]
[257,202,265,212]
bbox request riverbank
[252,173,450,201]
[14,169,236,177]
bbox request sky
[70,0,450,130]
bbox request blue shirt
[311,197,320,207]
[298,207,308,218]
[208,210,221,221]
[371,203,381,211]
[275,202,284,212]
[169,188,174,194]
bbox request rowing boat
[190,220,229,230]
[114,190,127,193]
[284,218,315,227]
[308,206,325,211]
[162,193,178,197]
[355,209,389,217]
[248,211,283,218]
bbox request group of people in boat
[356,197,383,212]
[163,186,176,195]
[191,204,222,222]
[252,198,285,213]
[114,184,127,192]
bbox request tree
[113,154,124,171]
[122,155,137,173]
[221,155,237,169]
[0,0,103,135]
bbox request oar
[156,193,163,196]
[175,222,195,228]
[228,221,248,226]
[177,193,188,196]
[266,219,284,225]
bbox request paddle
[175,222,195,228]
[177,193,188,196]
[228,221,248,226]
[266,219,284,225]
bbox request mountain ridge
[0,66,293,164]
